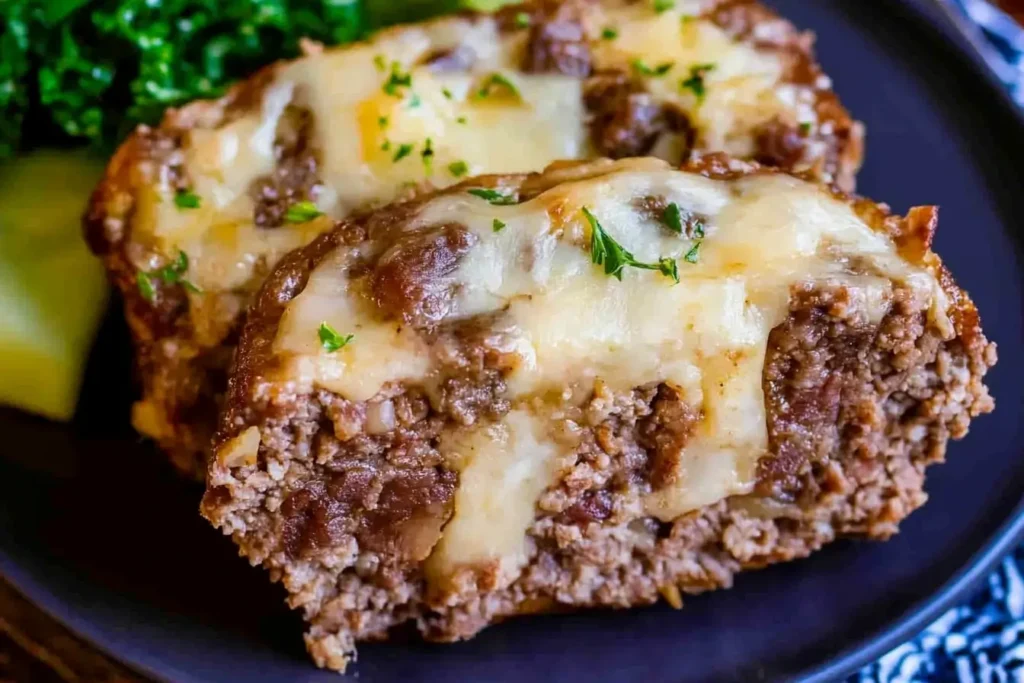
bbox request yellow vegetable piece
[0,151,109,421]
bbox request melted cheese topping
[426,410,571,588]
[131,2,823,311]
[591,2,804,158]
[278,247,432,402]
[274,161,948,579]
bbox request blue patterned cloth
[948,0,1024,104]
[856,548,1024,682]
[855,2,1024,680]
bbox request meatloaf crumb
[249,102,323,229]
[638,385,701,489]
[522,0,592,77]
[584,70,694,160]
[370,223,478,328]
[705,0,865,192]
[201,160,995,672]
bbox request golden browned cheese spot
[895,206,939,263]
[683,152,761,180]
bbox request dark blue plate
[2,1,1024,681]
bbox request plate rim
[2,1,1024,682]
[4,505,1024,683]
[0,555,185,683]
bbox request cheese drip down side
[273,160,950,580]
[124,1,826,304]
[426,410,572,590]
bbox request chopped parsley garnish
[654,0,675,13]
[136,272,156,301]
[602,26,619,40]
[662,202,684,234]
[407,92,422,109]
[799,121,813,135]
[174,189,201,209]
[475,72,520,100]
[181,280,203,294]
[468,188,518,205]
[684,241,702,264]
[421,138,434,173]
[318,322,353,353]
[681,63,716,101]
[661,202,706,238]
[442,87,454,100]
[284,201,323,223]
[633,59,674,77]
[515,11,531,28]
[448,160,469,177]
[382,61,412,97]
[161,250,191,282]
[681,14,695,25]
[136,250,201,301]
[393,143,414,162]
[659,257,680,282]
[381,139,392,152]
[582,207,679,283]
[493,218,507,232]
[456,116,468,124]
[378,115,389,129]
[373,54,386,72]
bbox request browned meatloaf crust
[200,156,995,671]
[83,0,864,478]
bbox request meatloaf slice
[201,156,995,672]
[84,0,863,478]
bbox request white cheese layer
[273,161,948,579]
[426,410,571,589]
[129,2,819,304]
